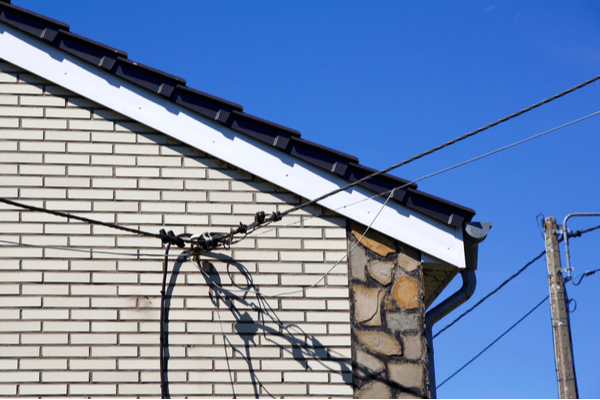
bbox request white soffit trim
[0,23,466,269]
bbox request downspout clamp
[425,221,492,398]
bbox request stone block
[391,275,419,309]
[386,312,420,334]
[353,285,384,326]
[355,349,384,378]
[388,362,423,389]
[368,261,394,285]
[354,330,402,356]
[356,381,391,399]
[403,335,423,360]
[351,227,396,257]
[350,246,367,282]
[398,244,420,272]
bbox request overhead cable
[4,106,598,256]
[433,250,546,339]
[436,295,549,390]
[242,109,600,242]
[272,74,600,220]
[434,219,600,338]
[0,197,185,246]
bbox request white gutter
[0,23,466,268]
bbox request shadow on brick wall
[163,255,355,398]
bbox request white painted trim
[0,23,466,269]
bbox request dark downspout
[425,222,492,398]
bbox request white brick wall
[0,60,351,397]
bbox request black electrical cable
[0,197,186,246]
[434,250,546,339]
[160,241,172,399]
[570,267,600,286]
[577,224,600,236]
[275,74,600,220]
[159,231,189,399]
[436,295,549,390]
[222,79,600,244]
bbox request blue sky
[18,1,600,398]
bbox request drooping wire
[570,267,600,286]
[159,232,189,399]
[160,241,172,399]
[436,295,549,390]
[189,189,398,298]
[563,223,600,286]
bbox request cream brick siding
[0,61,352,397]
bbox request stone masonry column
[348,222,429,399]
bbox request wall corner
[348,221,430,399]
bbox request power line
[436,295,549,390]
[433,218,600,338]
[0,197,184,246]
[434,250,546,339]
[272,74,600,220]
[239,109,600,247]
[5,108,597,257]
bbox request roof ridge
[0,2,476,227]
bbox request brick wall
[0,60,353,397]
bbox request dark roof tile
[0,2,477,227]
[0,2,68,42]
[172,85,243,124]
[54,30,127,71]
[113,57,186,98]
[286,137,358,176]
[226,110,301,150]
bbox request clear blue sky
[18,1,600,398]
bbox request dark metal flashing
[0,2,477,228]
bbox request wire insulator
[255,211,266,224]
[159,229,185,248]
[236,222,248,234]
[271,211,282,222]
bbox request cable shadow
[163,253,417,398]
[197,257,353,398]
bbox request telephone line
[436,295,549,390]
[434,221,599,338]
[274,74,600,220]
[0,197,183,245]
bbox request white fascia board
[0,23,466,269]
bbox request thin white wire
[200,109,600,296]
[334,109,600,211]
[189,188,397,298]
[0,238,214,260]
[246,108,600,238]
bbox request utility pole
[544,217,578,399]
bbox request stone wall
[348,222,429,398]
